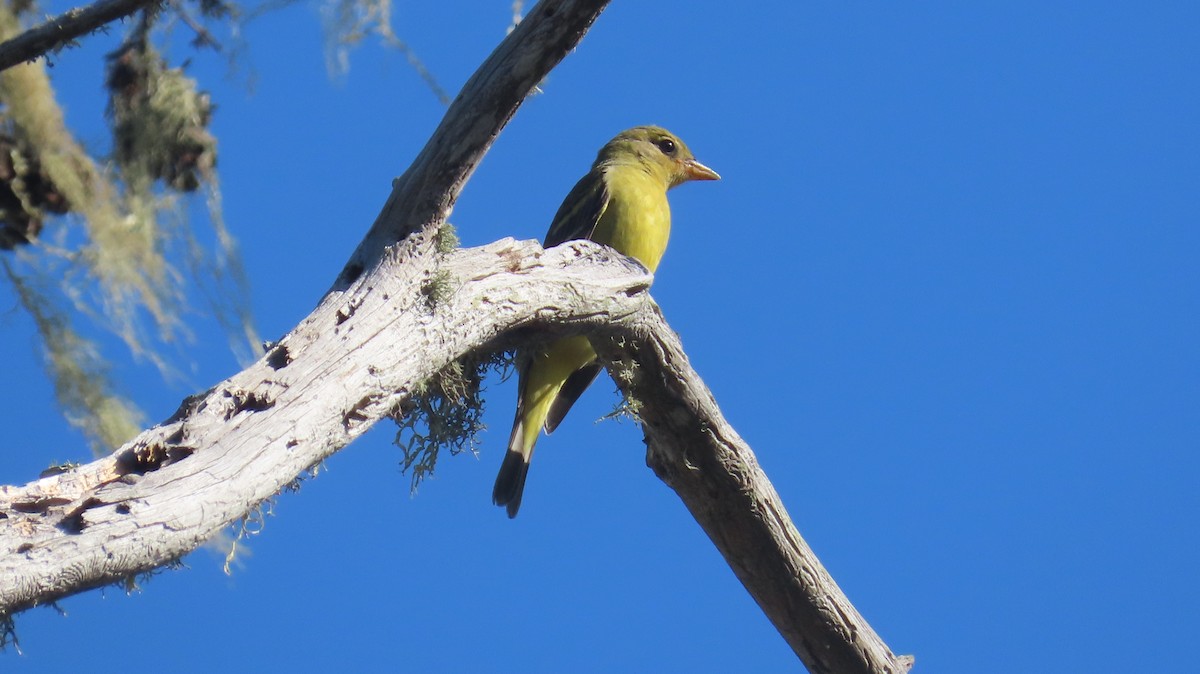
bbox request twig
[0,0,161,70]
[374,25,448,105]
[167,0,220,51]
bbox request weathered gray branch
[1,237,911,674]
[0,0,158,71]
[591,310,914,674]
[0,0,912,671]
[338,0,611,286]
[0,236,651,613]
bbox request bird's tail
[493,337,595,518]
[492,413,534,518]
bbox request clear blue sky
[3,1,1198,672]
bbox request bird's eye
[655,138,677,156]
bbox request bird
[492,125,719,518]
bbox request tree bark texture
[0,1,911,672]
[0,235,650,613]
[592,322,914,674]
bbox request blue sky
[3,1,1198,671]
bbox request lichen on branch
[393,349,513,494]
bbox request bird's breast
[592,170,671,272]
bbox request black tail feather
[492,447,530,518]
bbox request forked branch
[0,1,910,671]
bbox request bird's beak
[683,159,721,182]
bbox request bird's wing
[534,171,609,436]
[544,362,603,434]
[543,169,610,247]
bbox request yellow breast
[591,168,672,272]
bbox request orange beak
[683,159,721,182]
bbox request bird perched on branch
[492,125,719,517]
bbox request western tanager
[492,125,719,517]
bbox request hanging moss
[393,350,514,494]
[107,41,217,193]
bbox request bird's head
[596,126,720,189]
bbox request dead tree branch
[0,236,651,615]
[337,0,610,285]
[0,0,911,671]
[592,310,914,674]
[0,0,159,71]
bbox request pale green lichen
[3,259,145,454]
[600,388,643,426]
[434,221,460,254]
[421,268,456,309]
[394,350,513,494]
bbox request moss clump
[393,350,513,494]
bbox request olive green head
[595,125,720,189]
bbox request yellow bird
[492,125,719,517]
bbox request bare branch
[0,236,652,617]
[0,0,910,670]
[337,0,611,286]
[0,0,160,71]
[0,235,911,673]
[593,310,915,674]
[0,0,615,608]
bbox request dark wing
[532,170,609,438]
[543,170,610,247]
[544,362,603,434]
